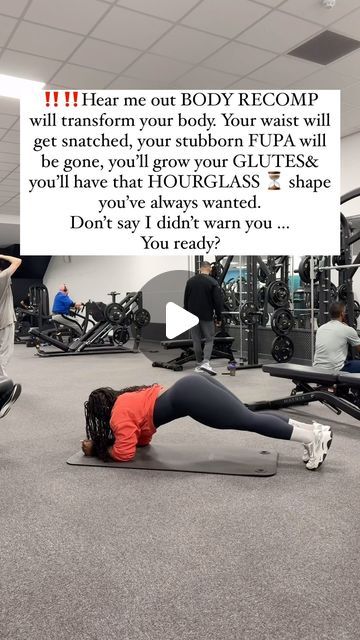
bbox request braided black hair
[84,385,154,461]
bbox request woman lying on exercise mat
[82,373,333,471]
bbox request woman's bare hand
[81,439,94,456]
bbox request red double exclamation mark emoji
[45,90,78,107]
[65,91,78,107]
[45,90,58,107]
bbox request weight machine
[15,284,53,345]
[29,291,151,357]
[210,255,294,366]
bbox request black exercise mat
[67,443,278,477]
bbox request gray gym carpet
[1,346,359,640]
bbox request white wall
[44,255,193,321]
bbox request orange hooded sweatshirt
[109,385,164,461]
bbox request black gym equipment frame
[316,188,360,328]
[247,364,360,423]
[29,291,149,357]
[15,284,53,345]
[210,255,292,368]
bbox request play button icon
[166,302,199,340]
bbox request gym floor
[1,346,360,640]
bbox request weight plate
[354,300,360,319]
[338,283,348,301]
[105,302,124,324]
[267,280,290,308]
[134,308,151,327]
[113,327,130,346]
[271,336,294,363]
[332,254,346,267]
[330,282,338,302]
[298,256,320,284]
[240,302,258,325]
[271,308,294,336]
[257,286,266,308]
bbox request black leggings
[153,374,293,440]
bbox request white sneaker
[306,427,333,470]
[0,383,22,419]
[197,362,217,376]
[302,422,331,463]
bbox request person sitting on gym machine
[52,284,83,336]
[313,301,360,373]
[81,373,332,471]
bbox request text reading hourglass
[268,171,281,190]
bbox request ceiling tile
[249,55,321,85]
[174,66,239,89]
[329,49,360,77]
[70,39,140,73]
[333,8,360,40]
[280,0,360,26]
[227,77,273,89]
[182,0,269,38]
[125,54,192,84]
[24,0,109,35]
[0,15,17,46]
[0,97,20,116]
[341,81,360,107]
[0,50,62,83]
[0,182,19,188]
[0,161,18,168]
[0,190,18,196]
[204,41,275,75]
[51,64,116,88]
[0,114,17,128]
[116,0,200,21]
[251,0,283,5]
[151,25,225,64]
[107,76,160,89]
[290,68,355,89]
[0,142,19,154]
[92,6,171,48]
[0,0,28,18]
[238,11,321,53]
[46,82,68,89]
[8,22,83,59]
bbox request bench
[153,335,235,371]
[246,363,360,423]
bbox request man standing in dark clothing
[184,261,223,375]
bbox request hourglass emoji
[268,171,281,190]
